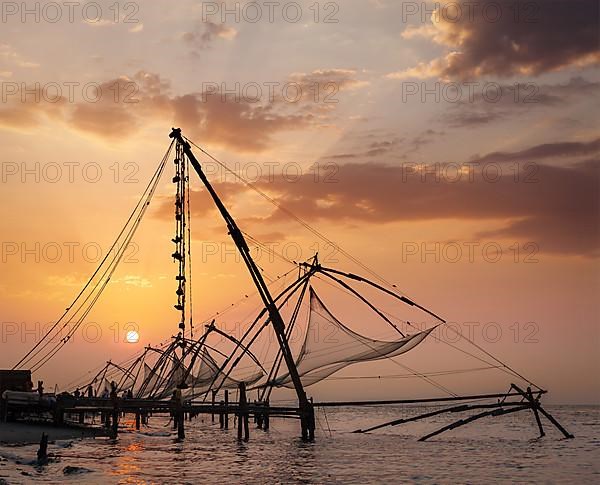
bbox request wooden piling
[237,382,249,441]
[111,409,119,438]
[256,402,263,429]
[53,404,64,426]
[135,412,141,430]
[308,399,315,441]
[219,400,225,429]
[211,390,217,423]
[263,400,270,431]
[224,390,229,430]
[110,397,119,439]
[176,388,185,440]
[37,433,48,463]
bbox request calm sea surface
[1,405,598,484]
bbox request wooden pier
[2,385,298,441]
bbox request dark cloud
[170,92,314,152]
[442,77,600,127]
[473,138,600,164]
[402,129,446,157]
[0,69,368,150]
[324,130,445,160]
[182,21,237,54]
[444,111,502,127]
[392,0,600,80]
[154,138,600,257]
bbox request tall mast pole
[169,128,313,439]
[172,140,188,373]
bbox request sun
[126,330,140,343]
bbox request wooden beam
[419,405,531,441]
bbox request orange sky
[0,0,598,403]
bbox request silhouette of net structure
[270,288,434,388]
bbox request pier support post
[224,390,229,430]
[237,382,249,441]
[263,400,270,432]
[53,405,64,426]
[211,390,217,423]
[176,389,185,440]
[219,400,225,429]
[110,398,119,439]
[37,433,48,464]
[111,408,119,438]
[135,412,141,430]
[256,402,263,429]
[301,399,315,441]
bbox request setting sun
[126,331,140,344]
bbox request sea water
[0,405,598,484]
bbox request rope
[14,141,174,371]
[183,136,417,299]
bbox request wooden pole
[237,382,249,441]
[135,412,141,430]
[419,405,530,441]
[224,390,229,430]
[211,390,217,423]
[37,433,48,464]
[512,384,573,439]
[255,401,263,429]
[263,400,270,432]
[54,404,64,426]
[176,389,185,440]
[110,383,119,439]
[526,387,545,438]
[111,402,119,439]
[111,407,119,439]
[308,398,315,441]
[353,402,526,433]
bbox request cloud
[0,68,364,151]
[322,130,444,160]
[0,44,39,69]
[389,0,600,80]
[0,84,68,131]
[167,91,315,152]
[83,19,114,28]
[129,23,144,33]
[472,138,600,164]
[153,138,599,257]
[182,21,237,53]
[286,69,370,95]
[442,77,600,127]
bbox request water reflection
[111,440,145,482]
